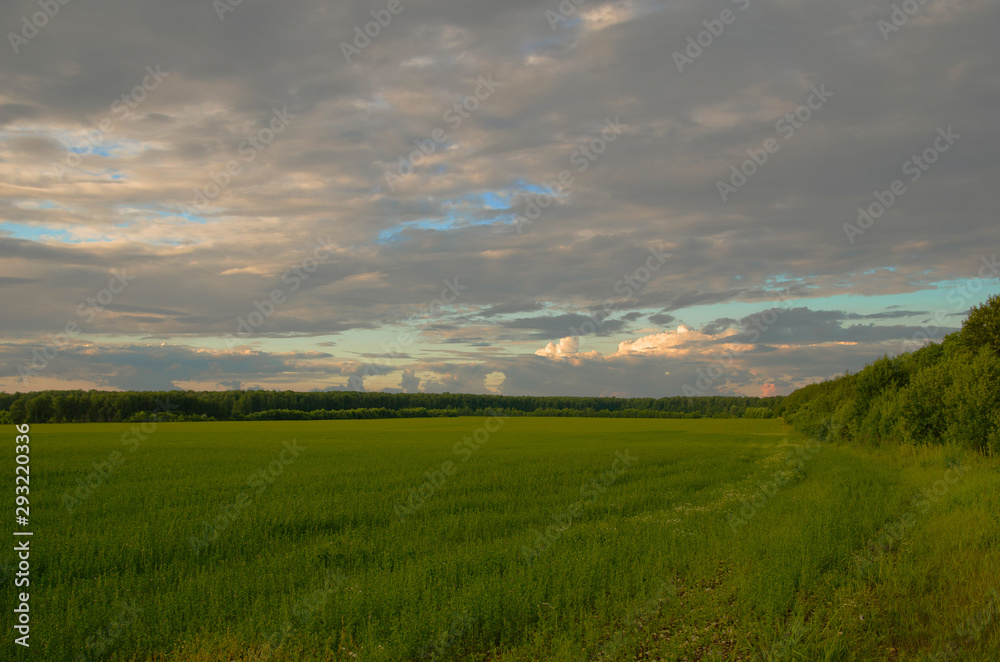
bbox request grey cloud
[0,103,40,126]
[724,307,961,347]
[1,0,996,395]
[500,314,627,339]
[844,310,927,320]
[700,318,736,335]
[648,313,677,326]
[474,301,545,318]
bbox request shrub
[783,294,1000,453]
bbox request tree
[959,294,1000,355]
[25,394,53,423]
[9,400,27,425]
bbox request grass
[5,417,999,661]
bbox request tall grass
[5,418,998,661]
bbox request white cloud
[535,336,579,359]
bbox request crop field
[5,417,1000,661]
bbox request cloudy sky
[1,0,997,397]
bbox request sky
[0,0,998,397]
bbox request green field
[6,418,999,661]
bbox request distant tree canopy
[0,389,784,425]
[780,293,1000,454]
[959,294,1000,356]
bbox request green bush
[897,362,953,445]
[941,348,1000,452]
[959,293,1000,355]
[783,294,1000,454]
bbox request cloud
[1,0,997,396]
[723,307,960,347]
[501,314,627,339]
[474,301,545,317]
[612,325,722,358]
[400,369,421,393]
[648,313,676,326]
[535,336,580,360]
[700,317,737,336]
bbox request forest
[0,389,781,424]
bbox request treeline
[240,407,753,421]
[779,294,1000,454]
[0,389,782,425]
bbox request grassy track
[5,418,999,661]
